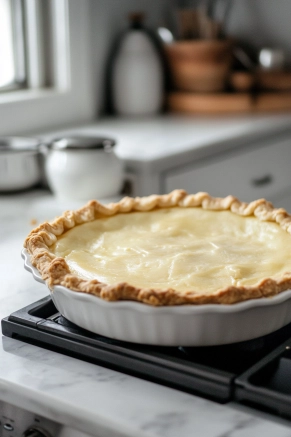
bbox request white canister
[0,137,42,192]
[43,136,124,201]
[112,19,164,116]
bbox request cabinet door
[271,192,291,213]
[164,138,291,203]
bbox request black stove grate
[2,294,291,414]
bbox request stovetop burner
[2,295,291,419]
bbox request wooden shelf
[167,92,291,114]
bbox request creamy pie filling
[50,207,291,294]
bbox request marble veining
[1,191,291,437]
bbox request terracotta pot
[164,39,233,93]
[230,72,255,92]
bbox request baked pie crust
[24,190,291,306]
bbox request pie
[24,190,291,306]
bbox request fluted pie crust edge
[24,190,291,306]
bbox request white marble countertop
[1,190,291,437]
[39,113,291,173]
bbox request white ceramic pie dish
[22,249,291,346]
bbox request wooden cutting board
[230,71,291,92]
[167,91,291,114]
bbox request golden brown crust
[24,190,291,306]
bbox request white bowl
[22,249,291,346]
[0,137,41,191]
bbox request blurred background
[1,0,291,215]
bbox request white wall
[227,0,291,66]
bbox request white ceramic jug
[112,15,164,116]
[43,136,124,200]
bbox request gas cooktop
[2,295,291,419]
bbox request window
[0,0,70,93]
[0,0,25,91]
[0,0,94,136]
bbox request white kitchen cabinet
[272,190,291,213]
[163,137,291,208]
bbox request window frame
[0,0,25,91]
[0,0,95,136]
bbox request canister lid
[0,137,40,153]
[48,136,116,151]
